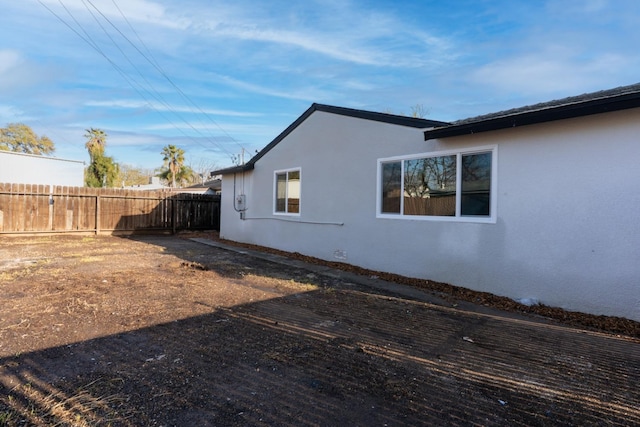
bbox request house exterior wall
[220,109,640,321]
[0,151,85,187]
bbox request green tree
[85,154,119,187]
[0,123,55,155]
[84,128,119,187]
[160,145,190,187]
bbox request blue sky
[1,0,639,171]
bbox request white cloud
[145,121,279,138]
[0,104,26,121]
[210,74,335,102]
[471,50,630,98]
[583,0,608,12]
[341,79,378,92]
[213,25,388,66]
[194,2,451,68]
[84,99,262,117]
[0,50,22,74]
[0,49,50,93]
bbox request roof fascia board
[424,90,640,140]
[313,104,449,128]
[211,163,254,175]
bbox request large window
[274,168,301,214]
[378,147,495,221]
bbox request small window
[275,168,300,214]
[378,147,495,221]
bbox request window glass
[461,152,491,216]
[287,170,300,213]
[381,162,401,214]
[276,173,287,212]
[275,169,301,214]
[404,155,456,216]
[378,148,494,220]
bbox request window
[378,147,495,221]
[274,168,301,214]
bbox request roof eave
[424,91,640,141]
[210,163,255,176]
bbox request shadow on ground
[1,236,639,426]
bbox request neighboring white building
[213,84,640,321]
[0,151,84,187]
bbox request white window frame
[273,167,302,216]
[376,145,497,223]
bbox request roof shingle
[424,82,640,140]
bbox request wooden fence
[0,183,220,235]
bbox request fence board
[0,183,220,235]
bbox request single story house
[183,179,222,195]
[0,150,85,187]
[212,84,640,322]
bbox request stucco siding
[220,109,640,321]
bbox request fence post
[48,184,54,231]
[95,194,101,235]
[171,194,176,234]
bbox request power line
[39,0,227,157]
[38,0,243,161]
[110,0,162,70]
[84,0,247,154]
[78,0,232,157]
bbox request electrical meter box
[235,194,246,209]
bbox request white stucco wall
[0,151,85,187]
[220,109,640,321]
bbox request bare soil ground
[0,233,639,426]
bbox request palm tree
[161,145,185,188]
[84,128,107,163]
[83,128,118,187]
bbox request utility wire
[84,0,247,154]
[78,0,232,157]
[38,0,235,159]
[110,0,162,69]
[98,0,231,150]
[41,0,243,160]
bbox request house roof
[212,103,450,175]
[187,179,221,191]
[424,82,640,140]
[0,150,84,164]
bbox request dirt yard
[1,234,639,426]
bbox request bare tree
[410,104,430,118]
[380,104,430,118]
[117,164,155,187]
[189,158,220,184]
